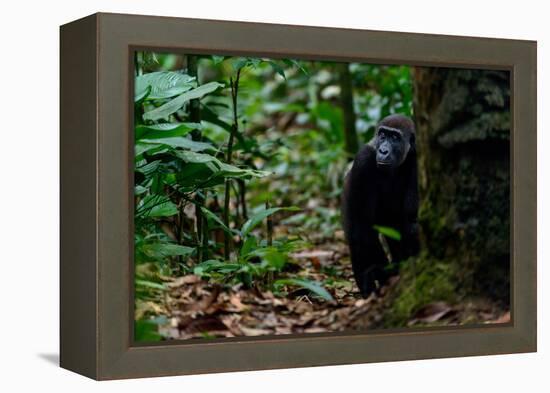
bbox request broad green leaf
[135,122,200,140]
[141,137,216,153]
[193,260,241,276]
[200,206,236,235]
[135,160,161,177]
[241,207,300,237]
[134,143,168,160]
[200,105,259,154]
[275,278,334,301]
[251,247,286,270]
[373,225,401,241]
[200,104,235,132]
[149,201,177,217]
[143,243,194,258]
[172,151,271,187]
[240,235,258,257]
[217,163,271,179]
[174,164,220,191]
[173,150,220,164]
[193,260,223,276]
[137,195,178,218]
[143,82,224,121]
[135,71,195,101]
[134,185,148,195]
[264,251,287,270]
[135,279,165,290]
[135,85,152,103]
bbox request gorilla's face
[375,125,411,170]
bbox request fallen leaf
[183,316,228,334]
[491,311,511,324]
[228,294,248,312]
[167,275,201,287]
[239,326,273,336]
[410,302,454,324]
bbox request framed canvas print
[60,12,537,380]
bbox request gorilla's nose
[378,147,389,156]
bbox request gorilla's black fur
[342,114,420,298]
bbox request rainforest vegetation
[133,52,510,341]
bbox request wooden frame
[60,12,537,380]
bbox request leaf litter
[138,240,509,341]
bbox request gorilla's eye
[390,133,399,141]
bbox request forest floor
[138,236,510,341]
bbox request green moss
[383,254,459,327]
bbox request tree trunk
[412,67,510,302]
[337,63,359,156]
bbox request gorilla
[342,114,420,298]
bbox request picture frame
[60,12,537,380]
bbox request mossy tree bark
[412,67,511,302]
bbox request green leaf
[200,104,235,132]
[135,122,200,140]
[217,162,271,179]
[149,202,177,217]
[172,151,271,189]
[134,320,162,342]
[201,206,236,235]
[283,59,308,75]
[269,60,286,80]
[193,260,241,276]
[135,160,161,177]
[135,279,165,290]
[249,58,262,68]
[263,251,286,269]
[174,163,221,190]
[143,82,224,121]
[250,247,286,270]
[143,243,194,258]
[240,235,258,257]
[373,225,401,241]
[134,143,168,160]
[193,260,223,276]
[137,195,178,218]
[241,207,300,237]
[135,85,152,103]
[141,137,216,153]
[212,55,225,65]
[134,185,148,195]
[135,71,195,101]
[231,57,249,70]
[173,150,219,164]
[275,278,334,301]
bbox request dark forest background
[133,52,510,341]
